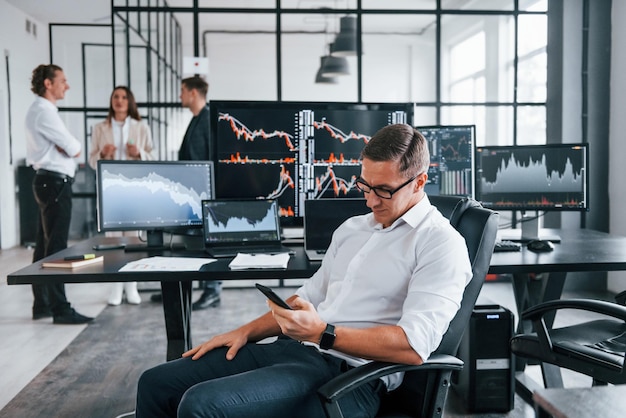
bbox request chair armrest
[317,354,463,403]
[522,299,626,322]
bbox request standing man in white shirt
[25,64,93,325]
[136,124,472,418]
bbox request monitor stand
[498,212,562,243]
[124,230,186,252]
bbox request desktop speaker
[453,304,514,412]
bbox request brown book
[42,255,104,269]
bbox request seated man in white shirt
[135,123,472,418]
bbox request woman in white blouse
[89,86,154,306]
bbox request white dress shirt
[296,195,472,390]
[25,96,81,177]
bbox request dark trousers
[136,338,383,418]
[31,174,73,316]
[199,280,221,293]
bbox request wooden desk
[7,235,320,360]
[533,385,626,418]
[489,228,626,404]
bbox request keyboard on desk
[206,245,293,258]
[494,240,522,252]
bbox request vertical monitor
[417,125,475,198]
[96,160,215,249]
[474,143,588,211]
[211,101,412,225]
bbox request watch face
[320,323,336,350]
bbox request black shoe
[32,309,53,320]
[53,309,94,325]
[192,291,221,311]
[150,292,163,303]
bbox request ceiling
[6,0,112,24]
[5,0,433,35]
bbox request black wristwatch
[319,323,336,350]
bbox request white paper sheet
[119,256,217,272]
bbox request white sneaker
[124,282,142,305]
[108,283,124,306]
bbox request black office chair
[510,293,626,387]
[317,196,499,418]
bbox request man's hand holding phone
[256,283,327,344]
[255,283,293,310]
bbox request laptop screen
[202,200,282,245]
[304,199,369,251]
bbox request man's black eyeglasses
[355,175,418,199]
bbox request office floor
[0,244,614,417]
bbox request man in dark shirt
[178,76,221,310]
[178,76,211,161]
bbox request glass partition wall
[48,0,549,238]
[50,0,548,158]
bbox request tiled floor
[0,244,615,417]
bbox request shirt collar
[36,95,57,110]
[113,116,131,126]
[370,194,432,231]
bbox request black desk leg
[161,281,192,361]
[511,272,567,405]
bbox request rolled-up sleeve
[397,228,471,361]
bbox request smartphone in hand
[255,283,293,310]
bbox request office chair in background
[510,291,626,388]
[318,196,499,418]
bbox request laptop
[304,198,370,261]
[202,199,292,258]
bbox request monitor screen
[475,143,588,211]
[417,125,475,198]
[202,199,282,245]
[96,160,215,245]
[211,101,412,225]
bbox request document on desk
[119,256,217,272]
[228,252,290,270]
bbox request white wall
[0,0,49,248]
[608,0,626,293]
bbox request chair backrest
[380,195,499,417]
[430,196,499,356]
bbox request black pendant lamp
[315,56,339,84]
[330,16,357,56]
[319,50,350,77]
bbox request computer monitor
[211,101,412,226]
[475,143,588,241]
[417,125,475,198]
[96,160,215,251]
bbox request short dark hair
[361,124,430,178]
[181,76,209,98]
[30,64,63,96]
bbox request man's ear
[43,78,53,90]
[415,172,428,191]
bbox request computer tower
[453,304,514,412]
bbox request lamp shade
[315,57,339,83]
[330,16,357,56]
[319,54,350,77]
